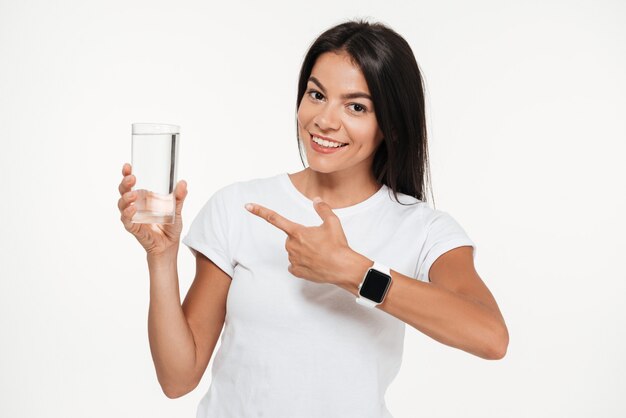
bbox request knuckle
[292,228,304,240]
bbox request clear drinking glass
[131,123,180,224]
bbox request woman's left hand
[245,197,358,286]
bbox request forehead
[309,51,370,93]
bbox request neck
[290,167,382,209]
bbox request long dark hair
[296,19,433,206]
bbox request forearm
[147,252,197,396]
[336,252,508,360]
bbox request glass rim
[132,123,180,134]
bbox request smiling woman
[292,20,431,208]
[117,18,508,418]
[296,51,385,183]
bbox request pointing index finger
[246,203,299,235]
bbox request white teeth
[312,135,345,148]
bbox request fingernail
[245,203,253,211]
[313,196,322,204]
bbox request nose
[313,103,341,131]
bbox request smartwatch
[356,261,392,308]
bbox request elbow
[162,380,199,399]
[486,323,509,360]
[163,388,187,399]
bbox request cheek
[345,119,380,145]
[297,102,313,128]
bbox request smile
[311,133,347,148]
[310,134,349,154]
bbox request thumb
[313,196,338,223]
[175,180,188,216]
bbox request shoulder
[208,172,283,195]
[379,187,436,223]
[217,172,284,198]
[379,188,469,235]
[204,172,285,211]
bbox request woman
[118,19,508,418]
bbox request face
[297,50,384,175]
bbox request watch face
[359,269,392,303]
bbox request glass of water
[131,123,180,224]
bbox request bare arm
[147,250,231,398]
[117,162,231,397]
[335,246,509,360]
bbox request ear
[379,126,397,143]
[389,127,398,142]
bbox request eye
[348,103,368,113]
[306,89,324,101]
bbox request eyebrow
[308,76,373,101]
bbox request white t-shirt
[182,172,476,418]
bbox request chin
[305,157,328,170]
[308,165,338,174]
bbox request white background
[1,0,625,417]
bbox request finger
[117,190,137,212]
[174,180,188,216]
[245,203,300,235]
[120,203,138,232]
[118,174,136,195]
[312,198,338,224]
[122,163,132,176]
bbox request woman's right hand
[118,163,188,257]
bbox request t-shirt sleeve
[415,210,477,283]
[182,187,235,279]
